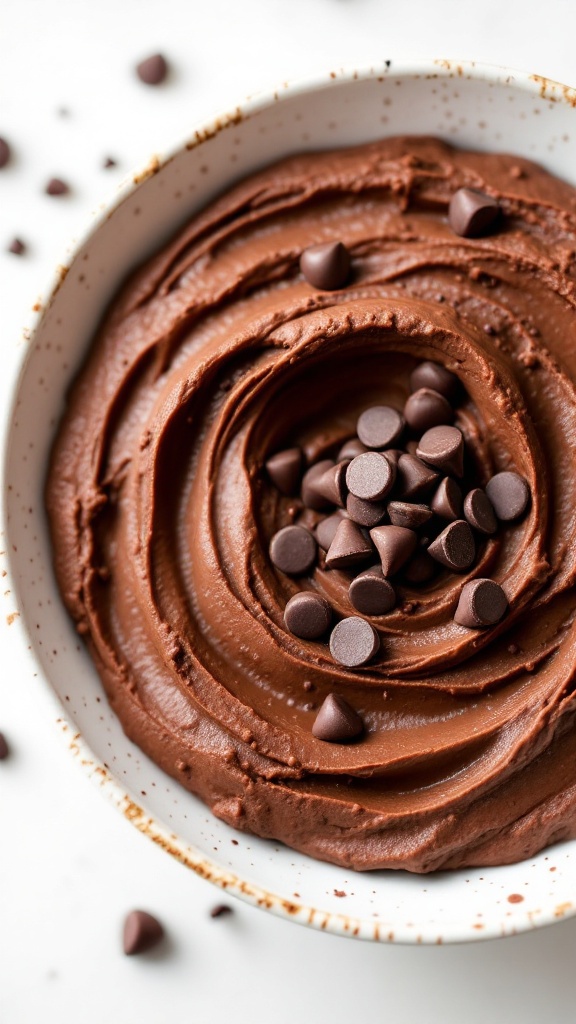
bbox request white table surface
[2,2,576,1021]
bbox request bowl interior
[4,62,576,943]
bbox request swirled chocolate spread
[46,137,576,872]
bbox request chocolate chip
[265,447,303,495]
[428,520,475,571]
[403,548,437,584]
[284,592,332,639]
[315,509,348,550]
[312,693,364,741]
[0,137,11,168]
[387,501,432,530]
[45,177,70,196]
[448,187,501,238]
[300,241,351,290]
[329,617,380,667]
[0,732,9,760]
[395,454,439,500]
[103,156,118,169]
[346,492,387,528]
[136,53,169,85]
[349,566,396,615]
[8,238,25,255]
[416,425,464,478]
[403,388,454,433]
[463,488,497,535]
[346,452,395,502]
[336,437,368,461]
[431,476,462,520]
[356,405,404,450]
[269,525,317,575]
[123,910,164,955]
[315,460,349,508]
[210,904,233,918]
[454,578,508,627]
[301,459,334,510]
[370,525,417,576]
[325,519,373,570]
[485,471,530,521]
[410,361,459,400]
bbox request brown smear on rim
[530,73,576,108]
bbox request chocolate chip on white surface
[136,53,169,85]
[123,910,164,955]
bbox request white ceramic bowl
[4,60,576,945]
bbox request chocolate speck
[210,904,233,918]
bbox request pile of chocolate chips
[266,359,530,672]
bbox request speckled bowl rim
[4,58,576,945]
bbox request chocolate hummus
[46,138,576,872]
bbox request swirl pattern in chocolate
[46,137,576,872]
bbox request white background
[2,1,576,1021]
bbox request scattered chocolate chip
[403,388,454,433]
[269,525,317,575]
[315,509,348,550]
[431,476,462,520]
[329,616,380,667]
[210,904,233,918]
[325,519,373,570]
[312,693,364,741]
[370,525,417,576]
[356,405,404,450]
[301,459,334,510]
[387,501,432,530]
[428,520,475,571]
[136,53,169,85]
[395,453,439,500]
[265,447,303,495]
[284,592,332,639]
[0,732,9,759]
[454,578,508,627]
[463,488,497,535]
[300,241,351,290]
[346,492,387,528]
[103,156,118,169]
[448,187,501,238]
[123,910,164,955]
[485,471,530,521]
[315,460,349,507]
[410,361,459,400]
[403,547,437,584]
[8,238,25,255]
[45,177,70,196]
[349,566,396,615]
[416,425,464,478]
[336,437,368,461]
[0,137,10,168]
[346,452,395,502]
